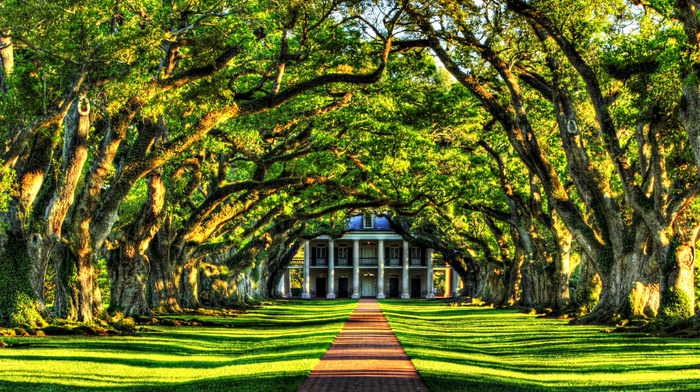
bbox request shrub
[659,287,693,324]
[113,317,136,332]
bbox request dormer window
[363,213,374,229]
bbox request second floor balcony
[295,256,436,268]
[359,257,378,266]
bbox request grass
[5,298,699,392]
[0,300,357,392]
[379,299,700,392]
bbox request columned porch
[284,237,462,299]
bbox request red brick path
[297,299,430,392]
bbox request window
[338,247,348,259]
[388,246,401,266]
[410,247,421,265]
[316,247,327,259]
[363,213,374,229]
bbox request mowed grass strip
[379,300,700,392]
[0,300,357,392]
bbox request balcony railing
[360,258,378,266]
[292,256,436,267]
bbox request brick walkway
[297,299,430,392]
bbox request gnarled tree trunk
[0,229,45,327]
[109,165,165,317]
[149,218,182,312]
[657,218,700,321]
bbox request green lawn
[0,300,357,392]
[379,300,700,392]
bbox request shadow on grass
[418,369,700,392]
[0,371,309,392]
[378,299,700,392]
[0,300,359,392]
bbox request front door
[316,278,327,297]
[411,277,421,298]
[361,276,376,297]
[389,278,399,297]
[338,278,348,298]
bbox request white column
[452,267,460,297]
[426,248,435,299]
[352,240,360,299]
[401,240,410,299]
[327,240,336,299]
[302,240,311,299]
[377,240,385,299]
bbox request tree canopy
[1,0,700,331]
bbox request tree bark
[30,97,91,318]
[503,253,522,306]
[573,252,602,315]
[0,35,13,94]
[260,238,303,299]
[413,13,659,321]
[54,249,96,322]
[179,261,200,309]
[657,217,700,321]
[149,218,182,312]
[553,224,573,309]
[578,231,658,323]
[109,147,166,317]
[0,229,45,327]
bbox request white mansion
[279,214,461,299]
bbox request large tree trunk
[227,271,255,304]
[271,240,304,299]
[516,229,537,308]
[502,255,522,306]
[30,97,91,317]
[414,9,663,323]
[475,260,505,304]
[54,250,96,322]
[0,97,91,324]
[149,220,182,312]
[573,252,602,315]
[179,261,200,309]
[17,125,59,310]
[198,261,233,308]
[108,164,165,316]
[553,226,573,309]
[677,1,700,179]
[578,235,658,323]
[529,260,552,308]
[258,237,302,299]
[108,246,151,317]
[256,256,275,300]
[656,219,700,321]
[150,258,181,312]
[0,229,45,327]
